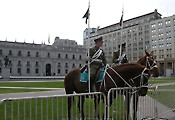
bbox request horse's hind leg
[94,95,101,119]
[78,96,85,120]
[67,96,74,120]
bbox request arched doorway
[46,64,51,76]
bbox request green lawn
[0,81,64,88]
[149,77,175,84]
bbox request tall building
[83,9,175,76]
[0,37,86,76]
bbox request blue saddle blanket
[80,67,105,83]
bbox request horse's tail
[64,68,81,94]
[64,72,74,94]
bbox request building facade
[0,37,86,76]
[83,9,175,76]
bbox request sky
[0,0,175,45]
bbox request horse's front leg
[125,91,132,120]
[133,93,139,120]
[78,96,85,120]
[67,96,73,120]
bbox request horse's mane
[137,55,146,63]
[113,63,145,70]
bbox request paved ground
[0,88,66,103]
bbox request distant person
[113,42,128,64]
[4,56,9,67]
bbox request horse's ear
[145,50,149,56]
[150,51,154,55]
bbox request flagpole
[119,8,124,64]
[87,0,91,93]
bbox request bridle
[128,67,149,87]
[146,56,158,70]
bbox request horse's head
[137,51,159,77]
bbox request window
[27,52,30,57]
[65,54,68,59]
[72,55,75,59]
[79,55,82,60]
[36,52,39,57]
[151,24,156,27]
[165,20,170,24]
[47,53,50,58]
[35,69,39,74]
[158,27,163,31]
[0,50,2,55]
[167,43,172,47]
[58,54,61,58]
[159,44,164,48]
[72,63,75,68]
[35,62,39,67]
[9,50,12,56]
[158,22,163,26]
[27,61,30,67]
[166,31,171,36]
[65,69,68,74]
[159,38,164,42]
[18,51,22,56]
[17,61,22,67]
[152,45,157,49]
[9,61,12,66]
[58,69,61,74]
[58,63,61,67]
[65,63,68,68]
[166,26,171,30]
[27,68,30,74]
[152,40,157,43]
[18,68,21,74]
[0,60,2,66]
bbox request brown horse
[64,63,152,120]
[125,50,159,119]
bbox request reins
[99,64,150,93]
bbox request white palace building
[0,37,86,77]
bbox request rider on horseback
[113,42,128,64]
[88,37,107,92]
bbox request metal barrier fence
[0,92,106,120]
[107,87,158,120]
[107,84,175,120]
[1,84,175,120]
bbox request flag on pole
[48,34,50,44]
[119,9,124,27]
[82,7,90,24]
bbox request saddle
[80,67,105,83]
